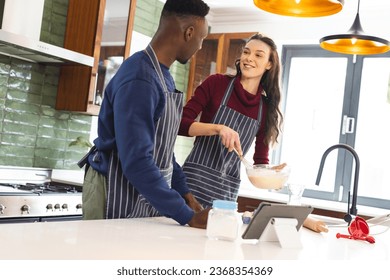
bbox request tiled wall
[0,0,193,169]
[0,0,91,169]
[40,0,68,46]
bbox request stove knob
[21,204,30,214]
[62,204,68,210]
[46,204,53,211]
[0,204,5,214]
[76,204,82,210]
[54,203,61,210]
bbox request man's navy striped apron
[183,78,263,208]
[105,44,183,219]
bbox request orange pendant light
[320,0,390,55]
[253,0,343,17]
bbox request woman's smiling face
[239,39,272,80]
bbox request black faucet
[315,143,360,223]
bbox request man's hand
[183,193,204,212]
[188,208,211,229]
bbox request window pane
[355,57,390,200]
[280,57,348,192]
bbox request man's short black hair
[162,0,210,18]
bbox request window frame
[277,45,390,210]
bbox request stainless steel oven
[0,166,82,223]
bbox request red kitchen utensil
[336,216,375,244]
[349,216,368,236]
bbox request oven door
[41,215,82,222]
[0,217,40,223]
[0,215,82,223]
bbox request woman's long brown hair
[234,33,283,146]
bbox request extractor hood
[0,30,94,66]
[0,0,94,67]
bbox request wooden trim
[237,196,373,220]
[215,34,225,73]
[186,56,197,102]
[87,0,106,114]
[124,0,137,59]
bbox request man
[80,0,210,228]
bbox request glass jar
[206,200,240,241]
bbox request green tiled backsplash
[0,0,91,169]
[0,57,91,169]
[40,0,69,46]
[0,0,192,170]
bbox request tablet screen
[241,202,313,240]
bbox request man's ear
[184,26,194,42]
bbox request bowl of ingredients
[246,163,290,190]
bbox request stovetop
[0,182,82,195]
[0,166,83,220]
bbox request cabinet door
[55,0,136,115]
[223,33,255,75]
[186,33,223,101]
[94,0,134,108]
[186,32,255,102]
[55,0,103,115]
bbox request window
[276,45,390,210]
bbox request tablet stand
[259,217,302,248]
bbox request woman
[178,33,284,208]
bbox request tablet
[241,202,313,240]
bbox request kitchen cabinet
[55,0,137,115]
[186,32,255,102]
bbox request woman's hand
[217,125,242,154]
[271,162,287,171]
[188,123,243,155]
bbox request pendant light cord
[357,0,360,14]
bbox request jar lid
[212,200,237,210]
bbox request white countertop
[0,216,389,260]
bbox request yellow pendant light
[320,0,390,55]
[253,0,343,17]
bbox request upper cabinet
[186,32,255,102]
[55,0,136,115]
[0,0,94,66]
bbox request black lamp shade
[320,10,390,55]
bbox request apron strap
[144,44,168,93]
[220,77,263,123]
[220,78,235,106]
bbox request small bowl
[246,164,290,190]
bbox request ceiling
[104,0,390,44]
[204,0,388,16]
[203,0,390,42]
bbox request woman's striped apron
[105,44,183,219]
[183,78,263,208]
